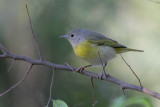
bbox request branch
[0,43,160,100]
[26,4,43,60]
[91,77,97,106]
[0,64,33,96]
[0,43,8,55]
[46,69,55,107]
[120,54,142,87]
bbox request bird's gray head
[61,29,92,48]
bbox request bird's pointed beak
[60,35,67,38]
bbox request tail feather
[115,48,144,54]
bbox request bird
[61,29,143,78]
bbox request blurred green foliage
[110,96,153,107]
[0,0,160,106]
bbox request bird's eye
[71,34,74,37]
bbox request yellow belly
[74,41,116,65]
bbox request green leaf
[52,99,68,107]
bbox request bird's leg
[103,62,110,77]
[97,62,109,79]
[97,51,110,79]
[75,65,92,73]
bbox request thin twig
[7,57,15,72]
[0,64,33,96]
[0,43,8,55]
[26,4,43,60]
[121,87,127,107]
[91,77,96,106]
[65,63,76,72]
[46,69,55,107]
[120,54,143,87]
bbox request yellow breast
[73,40,116,65]
[74,41,98,60]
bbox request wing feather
[86,33,126,48]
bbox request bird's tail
[115,48,144,54]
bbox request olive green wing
[86,33,143,53]
[86,33,127,48]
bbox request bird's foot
[104,73,110,78]
[97,72,110,80]
[75,67,85,73]
[97,72,104,80]
[75,65,92,73]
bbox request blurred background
[0,0,160,106]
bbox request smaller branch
[46,69,55,107]
[7,57,15,72]
[65,63,75,72]
[120,54,143,87]
[0,64,33,96]
[91,77,96,106]
[121,87,127,107]
[0,43,8,55]
[26,4,43,60]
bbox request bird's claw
[104,73,110,77]
[75,67,85,73]
[97,72,104,80]
[75,65,92,73]
[97,73,110,80]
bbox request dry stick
[46,69,55,107]
[121,88,127,107]
[0,44,160,100]
[26,4,43,60]
[7,57,15,72]
[0,43,8,55]
[0,64,33,96]
[120,54,143,87]
[65,63,75,72]
[26,5,55,106]
[91,77,96,106]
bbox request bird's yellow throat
[74,41,99,60]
